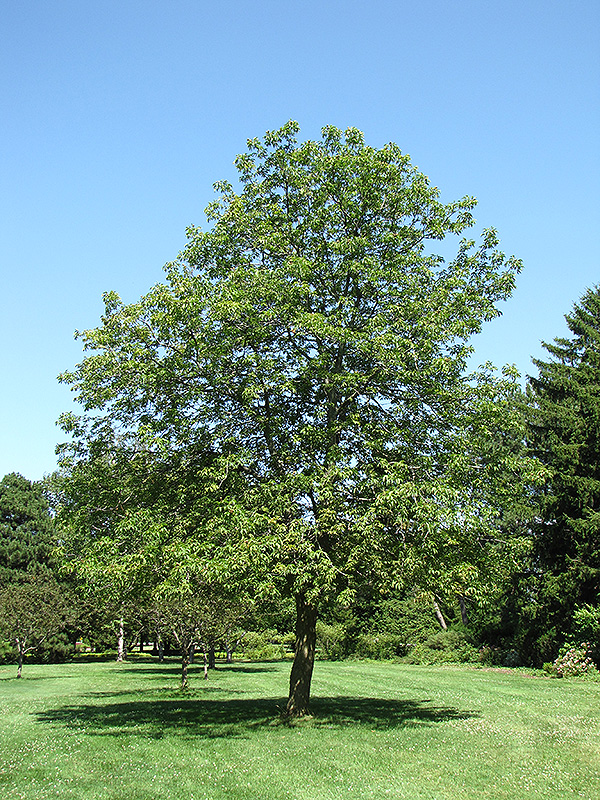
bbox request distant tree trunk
[224,631,243,663]
[16,641,24,678]
[203,649,209,680]
[116,616,126,661]
[286,593,318,717]
[433,601,448,630]
[458,595,469,626]
[181,645,191,690]
[158,639,164,662]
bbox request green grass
[0,657,598,800]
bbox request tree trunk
[208,646,216,669]
[181,646,190,690]
[203,649,209,680]
[226,643,233,664]
[16,642,24,678]
[158,639,164,662]
[433,601,448,630]
[286,593,318,717]
[116,616,126,662]
[458,595,469,626]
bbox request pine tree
[526,286,600,662]
[0,473,55,587]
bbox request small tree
[153,525,255,689]
[0,575,69,677]
[58,508,167,661]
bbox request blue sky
[1,0,598,481]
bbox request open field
[0,658,598,800]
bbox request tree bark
[208,646,216,669]
[16,643,24,678]
[433,601,448,630]
[116,616,126,662]
[181,645,191,690]
[458,595,469,626]
[286,593,318,717]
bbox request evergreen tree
[0,473,55,587]
[526,286,600,663]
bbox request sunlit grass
[0,657,598,799]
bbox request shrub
[354,632,406,660]
[242,629,293,660]
[478,645,522,667]
[572,605,600,664]
[0,638,14,664]
[543,642,598,678]
[316,621,348,660]
[27,631,73,663]
[403,628,479,665]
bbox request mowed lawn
[0,657,598,800]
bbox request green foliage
[525,286,600,663]
[316,592,484,664]
[242,629,294,661]
[371,594,440,644]
[354,632,407,660]
[0,475,77,666]
[315,620,349,659]
[0,472,55,586]
[403,627,479,665]
[572,604,600,662]
[0,637,14,664]
[477,644,522,668]
[24,631,73,664]
[0,574,71,675]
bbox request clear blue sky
[1,0,598,481]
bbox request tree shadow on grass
[36,695,479,740]
[121,663,280,676]
[84,685,240,699]
[0,673,80,682]
[217,663,283,673]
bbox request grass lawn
[0,657,598,800]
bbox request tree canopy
[58,122,530,714]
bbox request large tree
[59,122,526,715]
[525,286,600,662]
